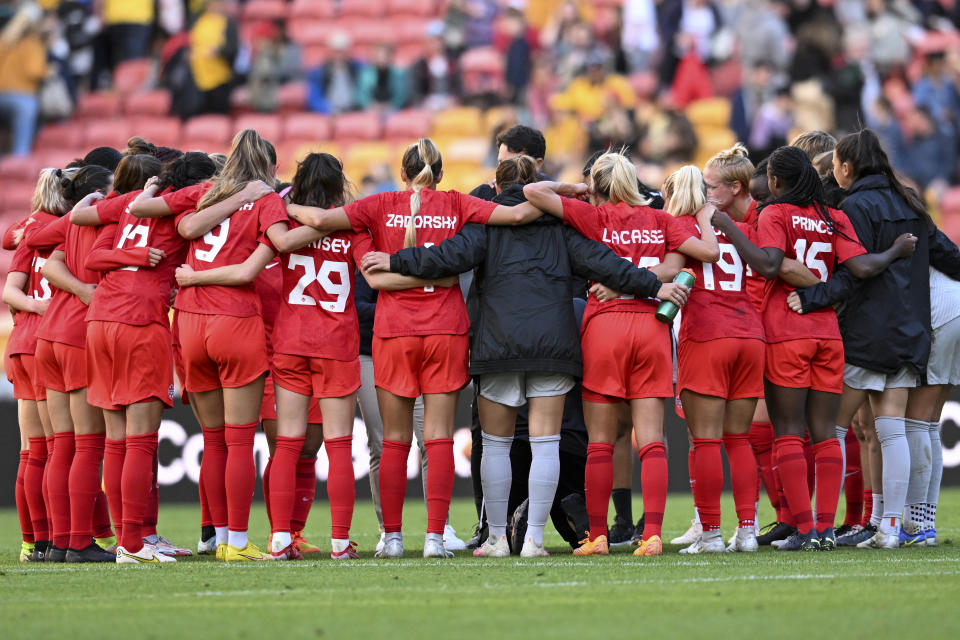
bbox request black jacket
[389,186,662,377]
[354,271,376,357]
[797,174,960,376]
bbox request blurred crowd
[1,0,960,199]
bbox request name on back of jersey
[602,228,665,245]
[307,235,351,253]
[386,213,457,230]
[792,216,832,234]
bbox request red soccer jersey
[740,202,770,313]
[674,215,764,343]
[6,212,58,356]
[561,198,694,322]
[174,190,288,317]
[254,256,283,360]
[162,182,211,215]
[756,203,866,342]
[86,189,190,327]
[273,229,373,361]
[343,189,496,337]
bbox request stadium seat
[629,71,659,100]
[124,90,172,118]
[0,181,35,215]
[438,164,488,193]
[276,141,342,181]
[344,142,394,182]
[182,115,233,148]
[333,112,383,145]
[460,47,506,96]
[685,98,732,130]
[384,109,433,143]
[338,0,386,18]
[282,113,333,145]
[35,149,81,170]
[33,122,84,152]
[276,82,308,114]
[75,91,122,120]
[132,117,183,149]
[941,187,960,219]
[234,114,283,144]
[289,0,336,20]
[445,137,488,164]
[693,128,737,169]
[394,18,433,45]
[431,107,483,138]
[346,20,399,48]
[394,43,427,66]
[0,156,39,182]
[112,58,153,95]
[387,0,440,17]
[229,86,254,116]
[302,44,329,68]
[288,20,328,46]
[242,0,288,21]
[82,118,135,150]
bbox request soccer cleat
[45,545,67,563]
[670,519,702,545]
[923,527,937,547]
[94,535,116,552]
[560,493,590,543]
[197,535,218,555]
[775,530,818,551]
[375,532,386,554]
[30,540,50,562]
[270,539,303,561]
[473,534,510,558]
[898,524,925,547]
[330,541,359,560]
[509,498,529,554]
[224,541,271,562]
[520,537,550,558]
[152,536,193,557]
[856,529,899,550]
[817,527,836,551]
[443,524,467,551]
[116,544,175,564]
[680,531,724,554]
[66,543,116,563]
[215,542,227,561]
[726,527,759,553]
[630,514,646,544]
[757,521,793,545]
[375,532,403,559]
[292,531,322,554]
[833,524,854,538]
[423,532,453,558]
[573,535,609,556]
[634,535,663,556]
[837,524,871,546]
[608,515,635,546]
[466,522,487,550]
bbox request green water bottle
[655,269,695,323]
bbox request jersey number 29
[287,254,350,312]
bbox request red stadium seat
[941,187,960,219]
[460,47,505,96]
[289,0,335,20]
[124,90,172,117]
[346,20,399,47]
[387,0,440,17]
[113,59,153,95]
[131,117,183,149]
[302,44,329,68]
[242,0,288,21]
[394,17,432,44]
[384,109,433,143]
[182,115,233,148]
[276,82,308,114]
[0,182,35,216]
[0,156,39,182]
[234,114,283,144]
[229,85,254,116]
[33,122,85,152]
[75,91,122,119]
[332,112,383,144]
[288,20,328,46]
[82,118,135,149]
[339,0,386,18]
[282,113,333,144]
[395,42,427,66]
[34,149,82,170]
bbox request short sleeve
[10,242,32,273]
[95,193,130,225]
[344,193,383,233]
[756,204,789,252]
[162,183,206,215]
[349,231,375,267]
[174,208,195,229]
[452,191,497,225]
[560,197,603,241]
[833,211,868,262]
[257,193,289,234]
[665,212,697,251]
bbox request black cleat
[818,527,836,551]
[608,515,635,546]
[466,521,488,550]
[776,529,819,551]
[509,498,529,555]
[66,543,116,563]
[834,524,854,538]
[30,540,50,562]
[630,514,646,544]
[838,523,875,546]
[757,521,794,545]
[560,493,589,545]
[45,545,67,562]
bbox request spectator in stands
[306,32,361,115]
[187,0,239,116]
[729,0,790,80]
[462,0,498,49]
[899,105,955,189]
[637,104,698,165]
[621,0,659,72]
[411,35,460,110]
[912,50,960,175]
[360,163,398,197]
[730,63,776,145]
[357,44,409,111]
[0,3,47,156]
[92,0,154,88]
[552,21,600,88]
[749,86,794,160]
[550,50,635,123]
[866,0,917,72]
[501,9,532,106]
[247,19,301,113]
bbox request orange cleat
[573,535,609,556]
[633,535,663,556]
[292,531,322,554]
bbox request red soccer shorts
[86,320,172,409]
[678,337,764,400]
[581,311,673,403]
[7,352,45,401]
[372,334,470,398]
[177,311,268,393]
[765,338,844,393]
[260,372,324,423]
[273,353,361,399]
[35,338,87,393]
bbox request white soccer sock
[870,493,883,528]
[215,526,228,546]
[904,418,932,525]
[272,531,292,550]
[875,416,909,535]
[694,508,700,525]
[836,425,848,489]
[480,431,514,539]
[526,435,561,546]
[927,421,943,527]
[228,530,248,549]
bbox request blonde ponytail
[32,168,71,216]
[401,138,441,248]
[590,151,650,207]
[662,165,707,217]
[705,143,753,192]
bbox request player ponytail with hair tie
[400,138,442,248]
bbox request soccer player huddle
[4,123,956,564]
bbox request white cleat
[375,532,403,559]
[443,524,467,551]
[726,527,759,552]
[197,536,217,555]
[375,532,385,554]
[116,544,176,564]
[472,534,510,558]
[152,536,192,557]
[423,532,454,558]
[857,529,899,550]
[671,519,703,545]
[520,537,550,558]
[679,531,725,554]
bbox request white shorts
[844,363,919,392]
[478,371,576,408]
[928,316,960,385]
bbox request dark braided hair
[834,128,931,227]
[760,145,853,241]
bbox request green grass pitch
[1,490,957,639]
